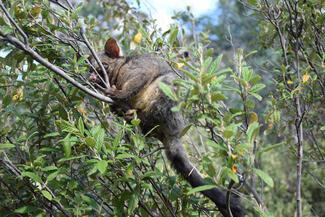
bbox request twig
[49,0,69,11]
[0,32,113,103]
[65,0,74,9]
[226,180,234,217]
[80,28,110,88]
[244,182,267,211]
[48,0,110,88]
[0,0,28,44]
[1,152,71,216]
[141,147,164,158]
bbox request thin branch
[305,170,325,190]
[49,0,69,11]
[0,0,28,44]
[0,32,113,103]
[65,0,74,9]
[141,147,164,158]
[80,28,110,87]
[244,182,267,211]
[226,181,234,217]
[1,152,71,216]
[47,0,110,88]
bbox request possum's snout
[88,72,98,83]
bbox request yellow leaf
[302,73,310,83]
[175,62,184,69]
[231,164,238,173]
[13,88,23,101]
[12,94,19,102]
[287,80,293,84]
[31,5,42,17]
[77,107,87,115]
[133,32,142,44]
[14,5,24,19]
[249,112,258,124]
[231,154,237,160]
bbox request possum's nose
[88,72,98,83]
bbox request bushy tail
[164,138,244,217]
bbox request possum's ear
[104,38,120,58]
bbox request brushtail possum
[88,38,244,217]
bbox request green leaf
[57,120,79,134]
[250,83,266,93]
[180,66,198,81]
[159,82,178,101]
[168,26,178,45]
[81,194,97,207]
[224,168,239,183]
[47,171,59,182]
[250,92,263,101]
[15,206,31,214]
[21,171,42,183]
[58,155,86,163]
[202,57,213,72]
[0,143,15,150]
[96,160,108,174]
[85,137,96,148]
[210,92,226,101]
[180,124,192,137]
[43,132,60,138]
[41,166,57,172]
[142,171,160,179]
[187,185,217,195]
[41,190,53,201]
[2,25,12,35]
[78,117,84,135]
[128,193,139,214]
[247,122,259,144]
[242,67,253,82]
[63,141,71,158]
[244,50,258,58]
[201,73,216,86]
[91,126,105,151]
[61,134,77,158]
[223,124,239,139]
[209,54,223,74]
[131,118,141,126]
[254,169,274,188]
[206,140,227,151]
[223,129,233,139]
[0,17,9,26]
[116,153,135,160]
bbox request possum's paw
[104,85,117,95]
[124,109,137,122]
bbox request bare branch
[80,28,110,87]
[49,0,69,11]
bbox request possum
[88,38,244,217]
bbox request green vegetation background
[0,0,324,216]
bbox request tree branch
[0,32,113,103]
[0,0,28,44]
